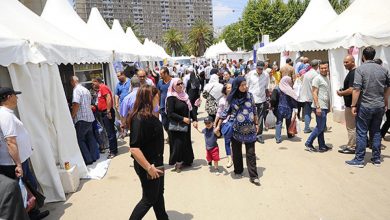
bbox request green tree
[338,0,351,13]
[163,28,183,56]
[219,22,242,51]
[188,19,214,56]
[124,19,145,43]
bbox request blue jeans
[101,108,118,155]
[275,112,292,143]
[75,120,99,164]
[355,106,385,162]
[305,109,328,148]
[304,102,312,132]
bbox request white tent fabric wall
[7,63,88,202]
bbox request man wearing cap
[299,59,320,133]
[0,88,33,179]
[71,76,99,165]
[246,61,269,144]
[0,88,50,219]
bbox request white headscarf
[203,74,223,101]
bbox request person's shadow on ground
[167,210,194,220]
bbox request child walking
[196,116,221,175]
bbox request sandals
[107,153,116,159]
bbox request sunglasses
[177,82,184,86]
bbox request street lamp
[239,28,244,51]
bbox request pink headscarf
[166,78,193,111]
[279,76,298,100]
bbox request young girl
[196,116,221,175]
[215,83,233,168]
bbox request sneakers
[257,135,264,144]
[226,156,233,168]
[214,168,221,176]
[304,129,312,134]
[371,159,381,167]
[208,161,212,166]
[234,173,243,179]
[305,144,317,152]
[318,145,331,153]
[250,178,260,186]
[338,147,355,154]
[345,159,364,168]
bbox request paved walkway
[45,108,390,220]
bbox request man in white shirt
[246,61,269,143]
[299,59,320,133]
[71,76,99,165]
[0,87,36,185]
[204,62,212,84]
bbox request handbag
[169,121,188,132]
[288,114,298,135]
[221,103,242,138]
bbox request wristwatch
[316,106,320,109]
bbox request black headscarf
[227,76,247,104]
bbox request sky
[213,0,289,28]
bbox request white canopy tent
[111,19,146,61]
[143,38,171,60]
[0,0,119,202]
[40,0,114,62]
[258,0,337,54]
[287,0,390,52]
[284,0,390,119]
[204,40,233,59]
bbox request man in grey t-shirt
[346,47,390,168]
[305,62,331,152]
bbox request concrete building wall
[19,0,47,15]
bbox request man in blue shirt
[115,71,130,113]
[120,76,140,120]
[157,67,172,133]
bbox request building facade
[74,0,213,45]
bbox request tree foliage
[188,19,214,56]
[163,28,183,56]
[219,0,350,51]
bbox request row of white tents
[0,0,170,202]
[257,0,390,122]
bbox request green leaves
[220,0,350,51]
[188,19,214,56]
[163,28,183,56]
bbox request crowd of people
[0,46,389,219]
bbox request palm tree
[163,28,183,56]
[189,19,213,56]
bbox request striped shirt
[73,84,95,123]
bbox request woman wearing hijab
[274,74,298,144]
[166,78,198,172]
[203,74,224,121]
[220,76,260,186]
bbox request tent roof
[0,0,108,65]
[86,7,138,61]
[41,0,114,62]
[204,40,233,59]
[258,0,337,54]
[288,0,390,51]
[143,38,170,60]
